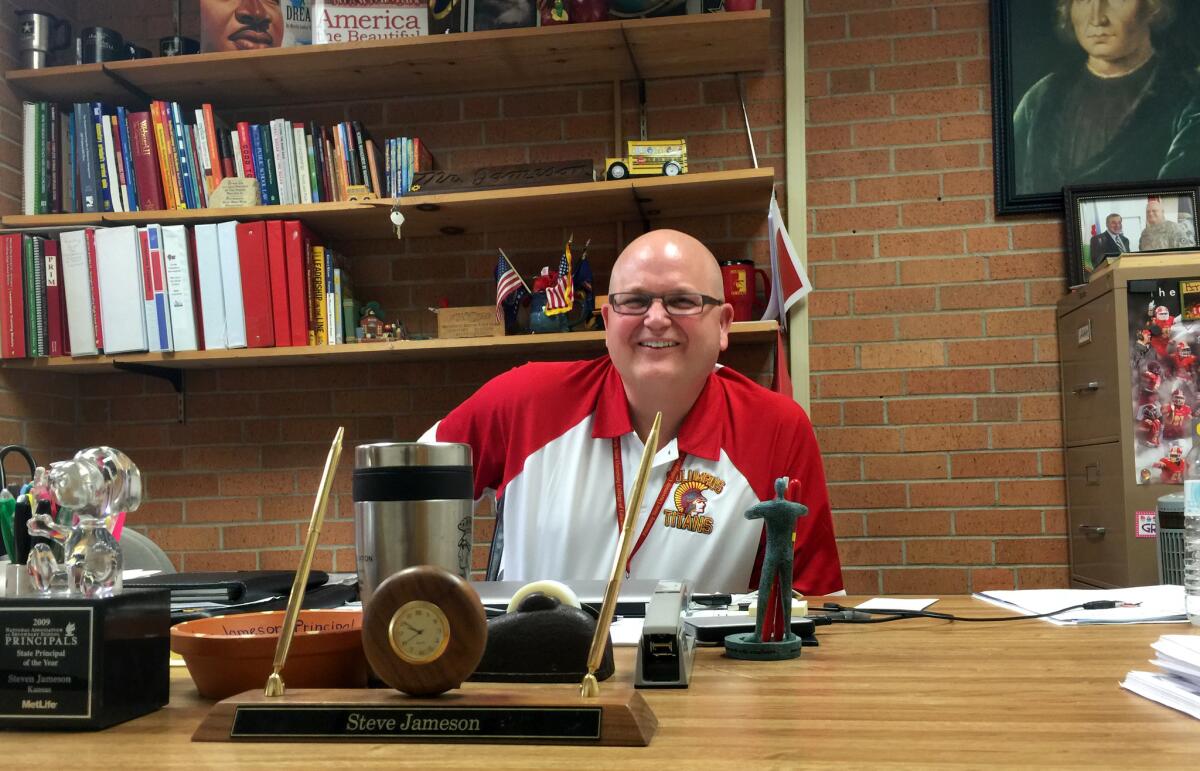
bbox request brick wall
[805,0,1070,594]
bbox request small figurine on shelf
[529,238,597,333]
[360,302,386,340]
[357,302,408,342]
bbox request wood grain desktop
[7,596,1200,768]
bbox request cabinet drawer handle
[1072,381,1102,394]
[1078,524,1107,536]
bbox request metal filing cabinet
[1057,253,1200,588]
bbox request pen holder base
[193,683,657,745]
[0,588,170,729]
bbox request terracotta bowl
[171,610,367,700]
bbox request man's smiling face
[602,231,732,394]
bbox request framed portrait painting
[989,0,1200,215]
[1062,179,1199,287]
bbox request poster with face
[1129,276,1200,484]
[200,0,311,53]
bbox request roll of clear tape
[505,579,581,613]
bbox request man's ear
[718,302,734,351]
[601,303,610,327]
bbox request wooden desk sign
[437,306,504,339]
[208,177,260,209]
[192,683,656,745]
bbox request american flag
[543,242,574,316]
[495,249,528,322]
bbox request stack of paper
[1121,635,1200,720]
[974,585,1186,625]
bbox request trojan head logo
[662,471,726,535]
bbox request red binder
[234,222,275,348]
[264,220,291,347]
[282,220,317,347]
[0,234,26,358]
[45,240,64,357]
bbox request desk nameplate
[195,685,656,745]
[231,704,601,740]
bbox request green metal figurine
[725,476,807,661]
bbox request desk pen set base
[0,588,170,730]
[195,683,656,745]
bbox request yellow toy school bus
[604,139,688,180]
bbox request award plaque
[0,588,170,730]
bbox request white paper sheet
[856,598,937,612]
[975,585,1186,625]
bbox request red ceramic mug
[719,259,769,322]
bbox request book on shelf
[193,223,228,351]
[59,229,98,357]
[312,0,428,45]
[93,226,148,355]
[216,221,248,349]
[44,241,65,358]
[160,225,199,352]
[0,235,27,359]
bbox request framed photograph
[1063,179,1199,287]
[989,0,1200,215]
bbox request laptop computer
[471,578,664,618]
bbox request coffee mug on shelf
[16,10,71,69]
[77,26,126,64]
[719,259,769,322]
[159,35,199,57]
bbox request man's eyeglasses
[608,292,722,316]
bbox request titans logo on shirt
[662,469,727,535]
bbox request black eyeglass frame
[607,292,724,316]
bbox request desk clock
[362,565,487,696]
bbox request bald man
[421,230,843,595]
[1140,198,1196,250]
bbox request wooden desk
[8,597,1200,767]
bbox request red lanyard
[612,437,685,575]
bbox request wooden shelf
[0,321,778,373]
[2,168,775,239]
[2,201,381,240]
[387,167,775,236]
[5,12,770,109]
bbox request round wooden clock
[361,565,488,696]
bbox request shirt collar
[591,357,723,462]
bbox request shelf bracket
[99,63,153,105]
[113,362,186,423]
